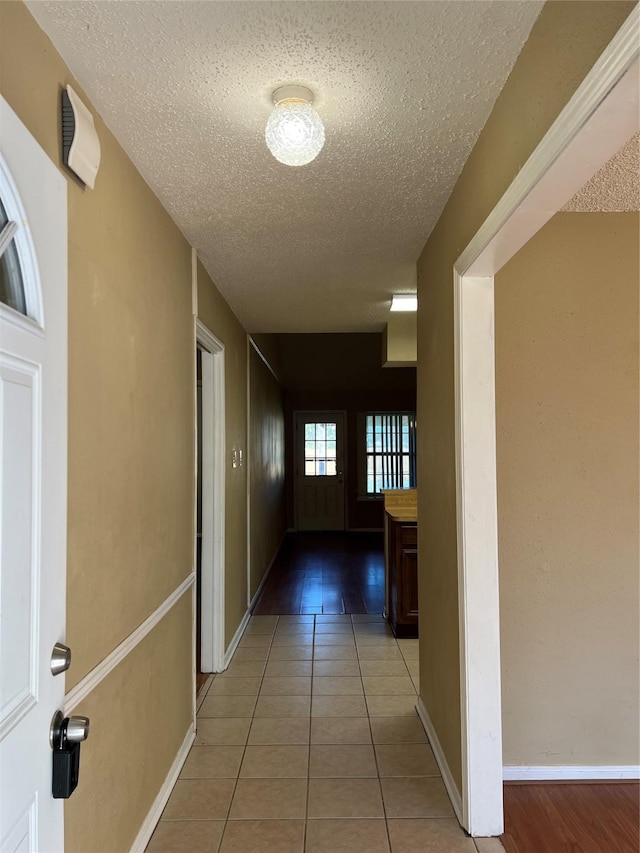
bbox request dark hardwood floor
[253,531,385,615]
[502,782,640,853]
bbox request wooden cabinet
[386,515,418,638]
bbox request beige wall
[1,4,195,850]
[383,315,417,367]
[249,342,286,599]
[196,260,249,644]
[496,212,640,767]
[65,594,192,852]
[416,1,636,791]
[1,0,195,684]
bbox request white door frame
[454,8,639,836]
[196,320,226,673]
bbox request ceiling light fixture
[390,295,418,312]
[265,85,325,167]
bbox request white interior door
[295,412,345,531]
[0,99,68,852]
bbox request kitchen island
[382,488,418,638]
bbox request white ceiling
[28,0,544,332]
[563,131,640,212]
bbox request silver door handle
[65,716,90,743]
[50,711,90,749]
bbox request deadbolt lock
[50,642,72,676]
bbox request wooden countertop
[382,488,417,522]
[385,506,417,522]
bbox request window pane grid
[304,422,337,477]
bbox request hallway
[147,614,489,853]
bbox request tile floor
[147,614,498,853]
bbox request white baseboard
[416,697,464,823]
[223,609,251,669]
[130,725,195,852]
[223,530,285,670]
[196,675,214,713]
[220,531,287,672]
[248,532,286,612]
[220,536,286,672]
[503,765,640,781]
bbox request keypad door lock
[50,710,90,799]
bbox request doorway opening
[195,347,204,692]
[195,321,226,678]
[451,13,639,836]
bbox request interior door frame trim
[196,319,226,673]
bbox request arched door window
[0,153,43,326]
[0,195,27,315]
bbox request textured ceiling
[27,0,543,332]
[563,132,640,212]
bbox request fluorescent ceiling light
[390,295,418,312]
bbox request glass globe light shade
[265,99,325,167]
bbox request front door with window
[295,412,345,531]
[0,99,68,852]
